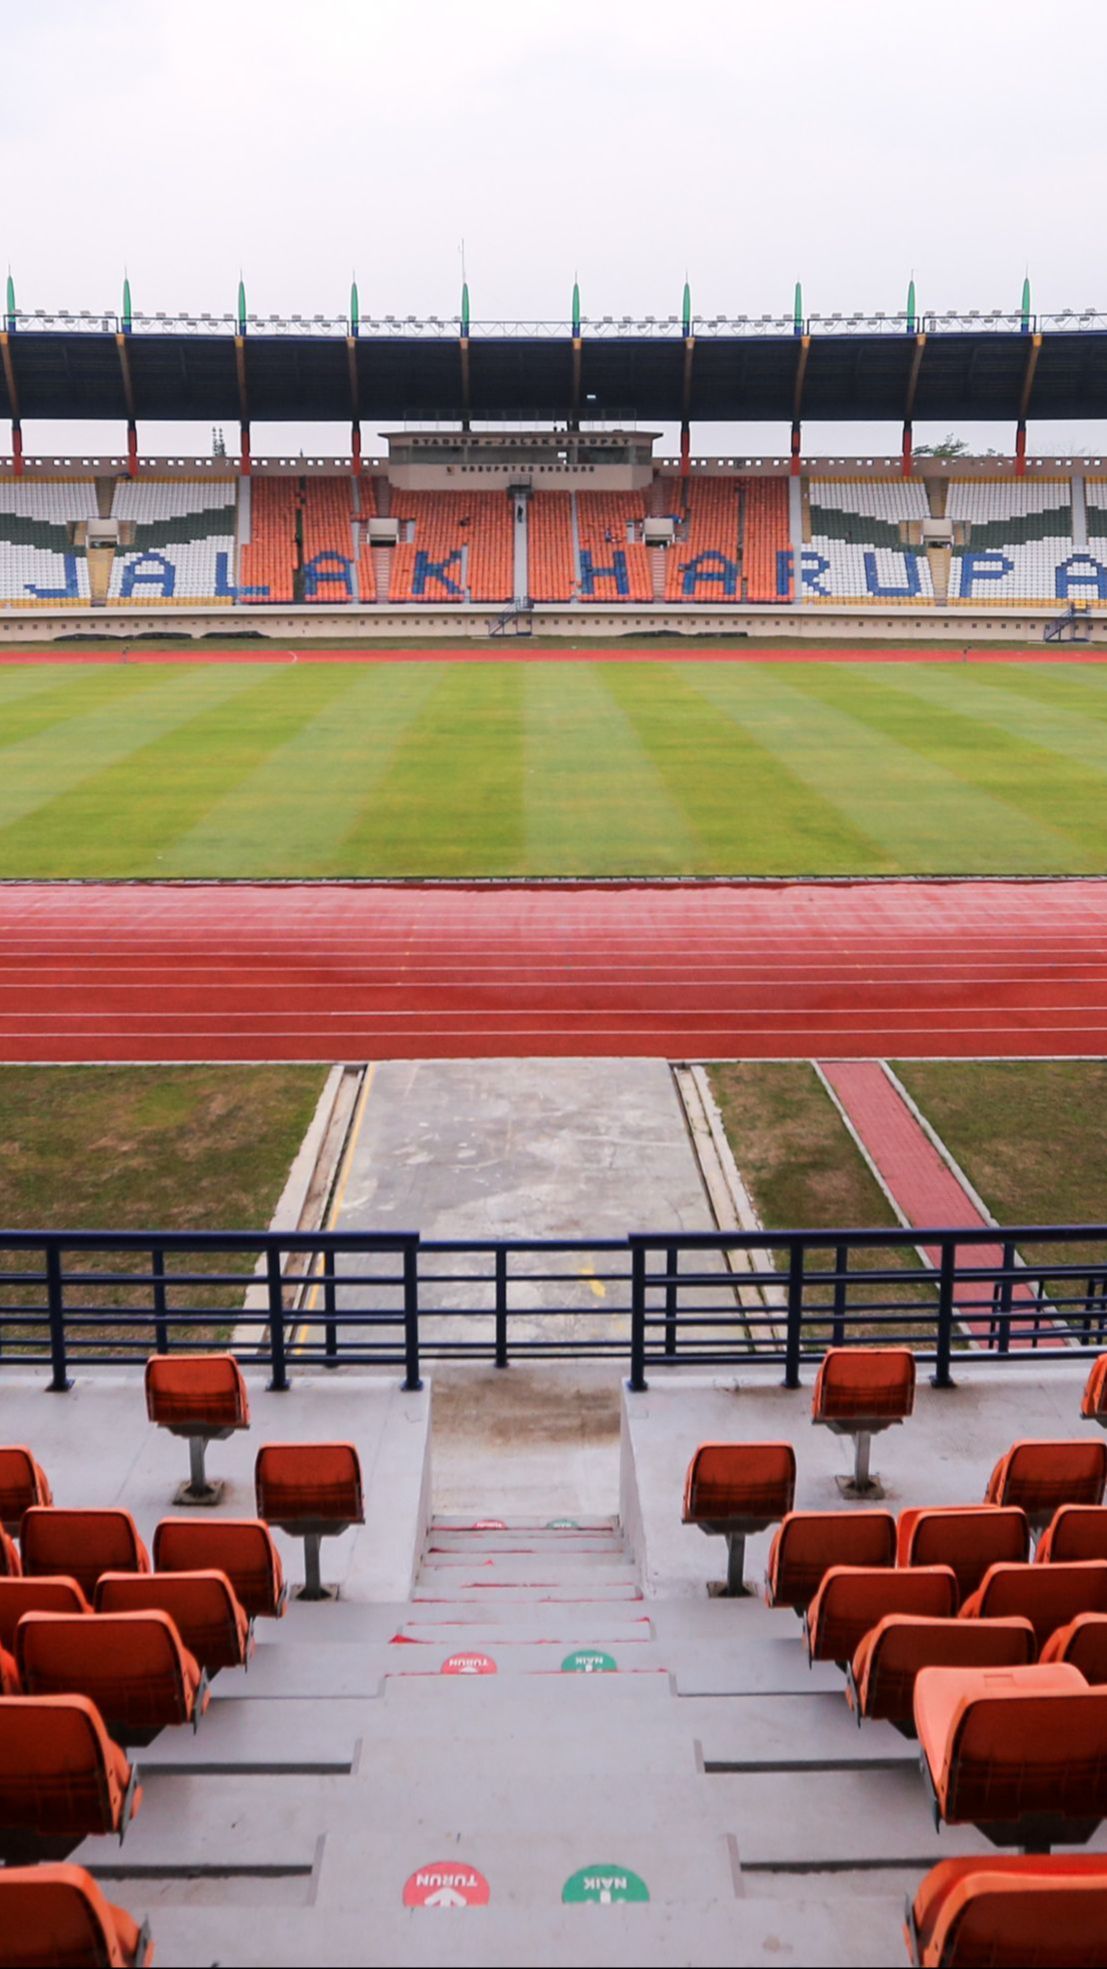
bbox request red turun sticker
[440,1652,497,1675]
[473,1519,507,1530]
[403,1864,491,1908]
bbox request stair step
[413,1585,643,1604]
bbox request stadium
[3,4,1107,1966]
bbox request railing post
[402,1240,422,1392]
[266,1245,289,1392]
[783,1241,804,1389]
[151,1247,169,1354]
[628,1243,647,1392]
[832,1241,847,1346]
[995,1239,1014,1354]
[494,1247,508,1369]
[46,1243,71,1392]
[323,1252,338,1368]
[931,1239,956,1389]
[664,1242,678,1358]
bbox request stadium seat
[0,1648,19,1696]
[985,1440,1107,1530]
[0,1863,152,1969]
[681,1442,796,1596]
[897,1505,1030,1601]
[96,1569,253,1675]
[805,1564,958,1665]
[0,1446,52,1533]
[0,1695,141,1846]
[847,1614,1036,1731]
[0,1577,90,1651]
[20,1509,150,1600]
[1041,1612,1107,1684]
[905,1855,1107,1968]
[255,1442,364,1600]
[153,1517,286,1620]
[0,1530,20,1579]
[16,1609,208,1742]
[914,1662,1107,1848]
[1081,1354,1107,1427]
[145,1351,250,1504]
[765,1510,897,1613]
[811,1347,915,1492]
[1036,1504,1107,1565]
[960,1559,1107,1648]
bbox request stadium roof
[2,311,1107,424]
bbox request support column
[126,421,138,480]
[679,422,691,481]
[901,422,913,478]
[240,422,252,477]
[10,421,22,477]
[790,421,802,477]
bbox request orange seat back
[254,1442,364,1528]
[96,1569,252,1675]
[682,1443,795,1526]
[812,1347,916,1424]
[0,1695,139,1839]
[153,1517,285,1619]
[1037,1504,1107,1565]
[0,1863,149,1969]
[17,1609,203,1735]
[915,1663,1107,1829]
[986,1440,1107,1521]
[0,1530,20,1581]
[0,1447,51,1530]
[20,1509,149,1599]
[851,1615,1036,1726]
[145,1352,250,1433]
[1080,1354,1107,1422]
[962,1559,1107,1649]
[910,1855,1107,1968]
[0,1646,19,1697]
[766,1510,896,1612]
[897,1506,1029,1601]
[1041,1613,1107,1686]
[807,1565,957,1664]
[0,1577,90,1652]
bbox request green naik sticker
[546,1518,580,1529]
[560,1649,617,1674]
[562,1866,649,1904]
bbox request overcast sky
[8,0,1107,456]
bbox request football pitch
[1,655,1107,878]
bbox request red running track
[2,879,1107,1064]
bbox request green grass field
[3,656,1107,876]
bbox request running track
[2,879,1107,1063]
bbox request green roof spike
[1021,273,1032,333]
[907,278,917,332]
[122,275,132,334]
[350,279,359,335]
[237,276,247,335]
[461,279,470,336]
[682,279,692,338]
[5,271,14,327]
[571,278,581,338]
[793,281,803,335]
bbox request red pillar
[11,422,22,477]
[126,420,138,480]
[240,422,252,477]
[679,421,690,480]
[901,422,913,477]
[790,421,802,477]
[1015,421,1027,478]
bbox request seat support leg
[174,1436,223,1506]
[724,1532,750,1598]
[853,1431,872,1491]
[301,1531,325,1601]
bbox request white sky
[9,0,1107,457]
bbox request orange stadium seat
[0,1648,19,1696]
[1082,1354,1107,1426]
[0,1694,141,1844]
[0,1578,90,1652]
[765,1509,897,1613]
[1041,1612,1107,1683]
[805,1564,958,1665]
[811,1346,915,1491]
[153,1517,286,1620]
[0,1863,152,1969]
[743,476,792,602]
[914,1661,1107,1847]
[1036,1504,1107,1564]
[389,491,512,604]
[906,1855,1107,1967]
[897,1506,1030,1602]
[985,1440,1107,1529]
[96,1570,252,1676]
[959,1559,1107,1648]
[847,1615,1036,1730]
[16,1609,208,1741]
[20,1510,149,1601]
[145,1351,250,1504]
[255,1442,364,1600]
[576,491,652,602]
[300,475,362,603]
[664,476,741,601]
[240,476,298,603]
[528,492,574,601]
[0,1530,20,1580]
[0,1447,51,1533]
[681,1442,796,1596]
